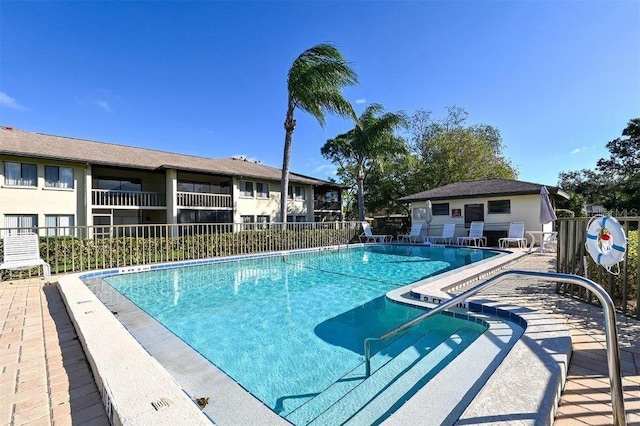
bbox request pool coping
[57,244,570,425]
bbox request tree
[596,118,640,210]
[559,118,639,211]
[280,44,358,222]
[360,152,421,216]
[321,103,407,220]
[408,107,517,189]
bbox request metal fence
[0,221,363,280]
[557,216,640,319]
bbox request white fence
[0,221,363,280]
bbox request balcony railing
[314,200,341,211]
[177,191,232,209]
[92,189,166,207]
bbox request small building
[398,178,569,245]
[0,126,343,233]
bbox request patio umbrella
[424,200,434,237]
[539,186,557,228]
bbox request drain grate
[151,398,172,411]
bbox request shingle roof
[398,178,569,202]
[0,126,335,186]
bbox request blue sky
[1,1,638,187]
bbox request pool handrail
[363,270,627,426]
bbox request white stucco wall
[408,194,554,240]
[232,178,313,222]
[0,156,86,229]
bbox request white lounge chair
[457,221,487,247]
[0,233,51,283]
[499,222,527,249]
[359,222,393,243]
[427,223,456,245]
[397,223,425,243]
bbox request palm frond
[287,43,358,127]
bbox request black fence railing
[557,216,639,319]
[0,221,363,281]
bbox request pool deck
[1,251,639,425]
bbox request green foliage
[555,209,575,218]
[321,103,407,220]
[328,105,518,218]
[408,107,518,188]
[281,43,359,221]
[559,118,640,210]
[0,229,358,280]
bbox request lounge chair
[426,223,456,245]
[359,222,393,243]
[457,221,487,247]
[499,222,527,249]
[0,233,51,283]
[397,223,425,243]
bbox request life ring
[585,216,626,268]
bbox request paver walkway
[1,278,109,425]
[474,253,640,425]
[0,252,639,425]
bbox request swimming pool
[93,245,500,424]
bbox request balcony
[92,189,166,208]
[314,200,341,211]
[177,191,232,209]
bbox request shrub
[555,209,575,218]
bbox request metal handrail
[363,270,627,426]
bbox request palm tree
[321,103,407,221]
[280,43,358,222]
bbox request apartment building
[0,126,343,232]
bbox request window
[45,215,74,236]
[488,200,511,214]
[45,166,74,189]
[324,191,339,202]
[256,182,269,198]
[288,186,306,200]
[257,215,270,224]
[4,214,38,234]
[296,215,307,222]
[178,180,225,194]
[432,203,450,216]
[96,177,141,191]
[240,181,254,197]
[240,215,255,230]
[178,210,231,224]
[4,162,37,187]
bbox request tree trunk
[357,166,365,221]
[281,99,296,223]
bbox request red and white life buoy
[585,216,627,268]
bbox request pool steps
[315,327,480,425]
[286,325,481,425]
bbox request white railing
[0,221,363,278]
[363,270,627,425]
[176,191,232,209]
[92,190,166,207]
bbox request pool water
[102,246,495,423]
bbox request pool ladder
[363,270,627,426]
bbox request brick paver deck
[1,252,639,425]
[1,278,109,425]
[475,254,640,425]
